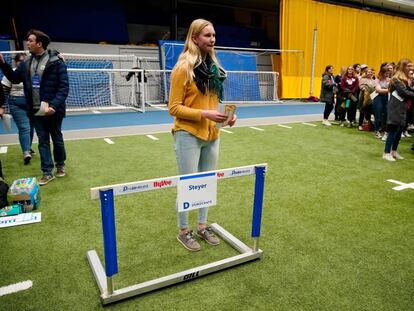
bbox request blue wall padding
[159,41,260,101]
[0,40,11,81]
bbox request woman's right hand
[201,110,227,122]
[0,107,5,117]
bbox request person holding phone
[169,19,237,251]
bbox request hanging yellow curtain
[279,0,414,99]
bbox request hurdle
[87,163,267,305]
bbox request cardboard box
[7,177,40,211]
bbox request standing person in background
[401,69,413,138]
[387,62,395,78]
[372,63,390,139]
[334,67,346,121]
[169,19,237,252]
[320,65,336,126]
[353,63,361,79]
[0,29,69,185]
[341,66,359,127]
[383,59,414,161]
[358,68,376,131]
[0,53,35,165]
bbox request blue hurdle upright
[87,163,267,305]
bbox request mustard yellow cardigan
[168,67,220,141]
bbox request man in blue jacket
[0,29,69,185]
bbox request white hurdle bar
[87,163,267,305]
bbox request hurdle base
[87,223,263,305]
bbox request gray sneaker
[39,174,55,186]
[197,226,220,245]
[177,231,201,252]
[56,166,66,178]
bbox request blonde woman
[383,59,414,161]
[169,19,237,251]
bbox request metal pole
[300,51,305,100]
[251,166,266,252]
[309,23,318,97]
[99,189,118,295]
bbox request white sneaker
[401,132,406,138]
[381,133,388,141]
[375,131,382,139]
[383,153,396,162]
[391,151,404,160]
[358,126,363,131]
[403,131,411,137]
[322,119,332,126]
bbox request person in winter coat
[340,66,359,127]
[320,65,336,126]
[383,58,414,161]
[0,29,69,184]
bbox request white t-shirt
[1,75,24,97]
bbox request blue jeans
[9,97,33,154]
[32,115,66,175]
[174,131,219,229]
[384,124,403,153]
[372,94,388,132]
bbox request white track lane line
[146,134,159,140]
[0,280,32,297]
[220,129,233,134]
[0,146,8,153]
[277,124,292,129]
[92,110,102,114]
[250,126,264,131]
[104,138,115,144]
[302,122,317,127]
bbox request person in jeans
[357,68,376,131]
[372,63,390,139]
[0,29,69,185]
[320,65,336,126]
[1,53,35,165]
[383,58,414,161]
[169,19,237,251]
[341,66,359,127]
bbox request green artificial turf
[1,123,413,311]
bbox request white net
[66,68,144,112]
[63,54,142,111]
[143,69,279,108]
[1,51,280,112]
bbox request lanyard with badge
[32,59,42,89]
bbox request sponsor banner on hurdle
[177,172,217,212]
[0,212,41,228]
[90,164,263,200]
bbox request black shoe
[30,149,36,155]
[24,153,32,165]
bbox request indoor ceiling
[344,0,414,16]
[181,0,414,17]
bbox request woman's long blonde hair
[174,19,222,84]
[391,58,412,86]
